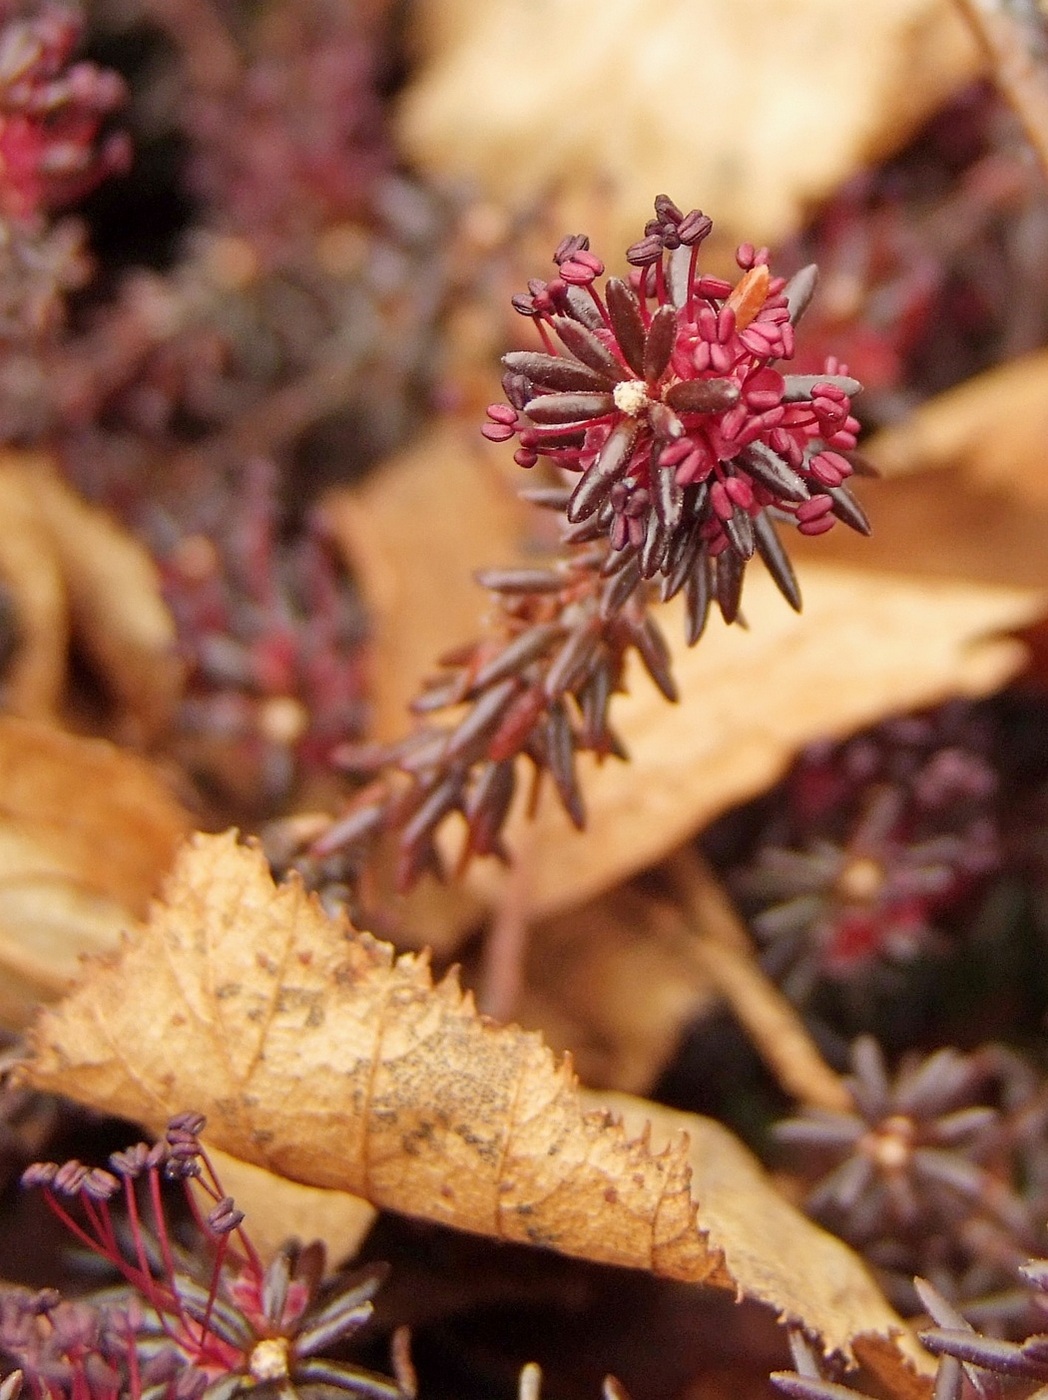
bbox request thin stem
[79,1194,119,1260]
[123,1177,180,1325]
[666,847,853,1113]
[586,285,612,329]
[198,1146,265,1277]
[123,1321,141,1400]
[145,1167,189,1334]
[199,1231,230,1350]
[685,243,700,319]
[39,1192,114,1266]
[478,826,534,1021]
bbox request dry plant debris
[0,715,189,1027]
[331,414,1043,925]
[868,348,1048,499]
[198,1143,377,1269]
[0,454,182,740]
[398,0,980,260]
[26,831,928,1373]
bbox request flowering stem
[123,1175,176,1318]
[146,1164,182,1307]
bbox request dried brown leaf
[792,353,1048,597]
[598,1094,929,1393]
[514,886,716,1094]
[199,1146,376,1268]
[30,469,184,742]
[323,421,532,741]
[469,569,1040,920]
[0,715,190,1026]
[0,454,182,740]
[331,421,1043,925]
[869,349,1048,500]
[398,0,979,259]
[792,469,1048,594]
[0,460,68,719]
[26,831,929,1374]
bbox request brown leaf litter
[26,830,931,1377]
[398,0,980,261]
[0,452,182,742]
[0,715,189,1027]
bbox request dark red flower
[0,4,129,222]
[484,197,868,634]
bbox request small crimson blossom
[0,4,130,222]
[483,195,868,633]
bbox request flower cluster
[484,196,868,632]
[178,0,389,262]
[294,199,870,897]
[731,703,1001,1000]
[0,2,129,223]
[776,1037,1048,1311]
[6,1112,408,1399]
[159,458,369,812]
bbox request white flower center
[834,856,885,905]
[861,1115,915,1173]
[613,380,650,416]
[250,1337,292,1381]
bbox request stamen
[612,380,650,416]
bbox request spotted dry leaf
[27,831,929,1377]
[0,453,182,740]
[398,0,978,261]
[0,715,190,1027]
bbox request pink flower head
[484,197,868,634]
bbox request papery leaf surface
[29,831,931,1376]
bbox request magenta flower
[0,5,130,222]
[483,196,868,636]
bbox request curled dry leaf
[514,885,718,1094]
[596,1094,931,1396]
[0,715,190,1027]
[398,0,978,260]
[0,453,182,741]
[869,349,1048,500]
[199,1145,376,1269]
[467,570,1040,921]
[27,831,929,1376]
[329,423,1042,923]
